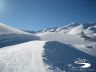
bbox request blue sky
[0,0,96,31]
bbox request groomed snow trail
[0,41,48,72]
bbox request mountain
[0,41,95,72]
[37,22,96,56]
[0,23,31,35]
[0,23,40,48]
[37,22,96,36]
[68,24,84,35]
[0,22,96,72]
[85,26,96,35]
[39,23,80,33]
[68,22,96,35]
[37,22,96,43]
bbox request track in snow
[0,41,48,72]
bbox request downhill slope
[37,32,96,56]
[0,23,31,35]
[0,23,40,48]
[0,41,96,72]
[0,41,47,72]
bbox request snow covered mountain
[68,22,96,35]
[39,23,80,33]
[37,22,96,56]
[68,24,84,35]
[0,23,40,48]
[38,22,96,36]
[0,23,31,35]
[0,22,96,72]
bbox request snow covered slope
[37,32,84,45]
[0,41,96,72]
[0,41,46,72]
[37,22,96,56]
[0,22,96,72]
[0,23,31,35]
[68,22,96,35]
[0,23,40,48]
[85,26,96,35]
[38,32,96,55]
[68,25,84,35]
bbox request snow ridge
[0,23,31,35]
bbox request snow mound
[0,41,95,72]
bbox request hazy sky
[0,0,96,30]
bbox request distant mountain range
[36,22,96,35]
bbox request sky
[0,0,96,31]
